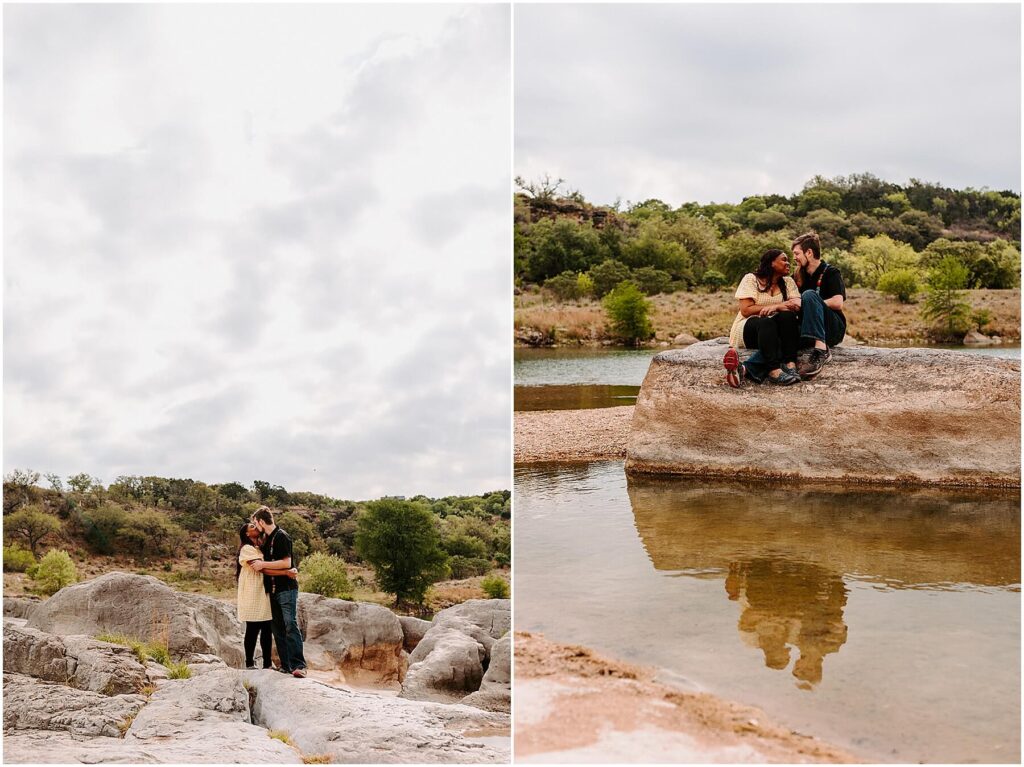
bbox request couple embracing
[235,506,308,677]
[724,231,847,387]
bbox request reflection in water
[628,476,1020,688]
[726,559,848,688]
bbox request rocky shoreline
[514,405,632,464]
[514,632,858,763]
[3,573,510,763]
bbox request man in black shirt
[792,232,847,379]
[251,506,307,678]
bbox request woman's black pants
[742,312,800,371]
[244,620,273,668]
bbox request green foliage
[4,505,62,556]
[701,269,728,292]
[67,473,99,494]
[576,272,595,297]
[3,544,36,572]
[166,661,192,679]
[81,504,129,555]
[602,281,653,344]
[448,556,492,579]
[299,552,353,599]
[877,269,920,303]
[480,575,510,599]
[971,308,993,332]
[522,218,603,284]
[714,232,790,283]
[31,549,77,595]
[119,509,182,559]
[587,259,631,297]
[921,257,972,338]
[276,511,321,563]
[268,730,294,746]
[631,266,673,296]
[354,499,449,605]
[850,235,918,289]
[543,271,583,301]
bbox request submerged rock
[627,339,1021,487]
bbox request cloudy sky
[516,3,1021,207]
[5,4,511,500]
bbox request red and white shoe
[723,347,744,389]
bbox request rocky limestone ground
[628,340,1020,487]
[3,574,510,763]
[514,405,632,464]
[514,632,858,764]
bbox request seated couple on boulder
[724,231,847,387]
[235,506,308,678]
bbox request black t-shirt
[803,261,847,324]
[260,527,297,593]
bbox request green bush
[602,281,653,344]
[31,549,77,596]
[543,271,582,301]
[447,556,492,580]
[702,269,728,292]
[971,308,993,332]
[922,256,972,339]
[576,272,596,298]
[299,552,353,599]
[81,504,129,555]
[877,269,920,303]
[631,266,673,296]
[3,544,36,572]
[480,575,510,599]
[588,259,632,297]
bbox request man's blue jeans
[800,290,846,347]
[270,589,306,671]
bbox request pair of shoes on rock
[291,667,307,679]
[768,367,801,386]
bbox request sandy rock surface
[627,340,1020,487]
[244,667,509,763]
[515,406,632,463]
[514,632,858,764]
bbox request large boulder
[431,599,511,642]
[26,573,245,666]
[4,596,42,620]
[461,633,511,713]
[4,621,149,695]
[3,672,146,737]
[297,593,405,685]
[399,615,432,652]
[627,340,1021,487]
[244,667,508,763]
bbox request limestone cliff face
[626,339,1021,487]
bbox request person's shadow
[724,558,848,689]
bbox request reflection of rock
[627,340,1021,486]
[27,573,245,666]
[297,593,405,685]
[400,600,510,710]
[246,667,509,763]
[725,560,848,688]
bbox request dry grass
[117,715,135,738]
[302,755,333,764]
[269,730,295,747]
[516,287,1021,345]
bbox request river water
[514,461,1021,763]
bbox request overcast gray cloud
[5,4,511,500]
[516,4,1020,206]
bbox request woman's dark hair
[236,523,252,581]
[753,249,788,300]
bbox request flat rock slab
[244,668,509,763]
[627,340,1020,487]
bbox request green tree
[3,544,36,572]
[5,506,62,557]
[877,269,921,303]
[31,549,77,596]
[587,259,632,297]
[543,271,583,301]
[354,499,448,606]
[850,235,919,289]
[702,269,728,292]
[631,266,673,296]
[921,257,972,339]
[67,473,99,494]
[603,281,653,345]
[120,509,183,559]
[480,575,510,599]
[299,552,353,599]
[81,504,130,555]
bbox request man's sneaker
[798,348,832,380]
[768,368,800,386]
[291,668,307,679]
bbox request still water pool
[514,461,1021,763]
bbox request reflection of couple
[235,506,307,677]
[724,232,847,387]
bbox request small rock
[672,332,700,346]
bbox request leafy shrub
[447,556,492,580]
[588,259,631,297]
[3,544,36,572]
[602,281,653,344]
[299,552,353,599]
[877,269,920,303]
[543,271,582,301]
[971,308,993,332]
[631,267,673,296]
[30,549,77,595]
[576,272,596,297]
[480,575,510,599]
[702,269,727,292]
[81,504,129,555]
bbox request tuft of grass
[95,633,172,667]
[302,755,332,764]
[139,684,156,697]
[269,730,294,746]
[143,642,170,666]
[166,661,192,679]
[117,714,135,737]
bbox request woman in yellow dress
[236,522,296,669]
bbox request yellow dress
[728,273,800,349]
[237,544,272,622]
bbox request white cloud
[515,4,1020,206]
[4,4,511,499]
